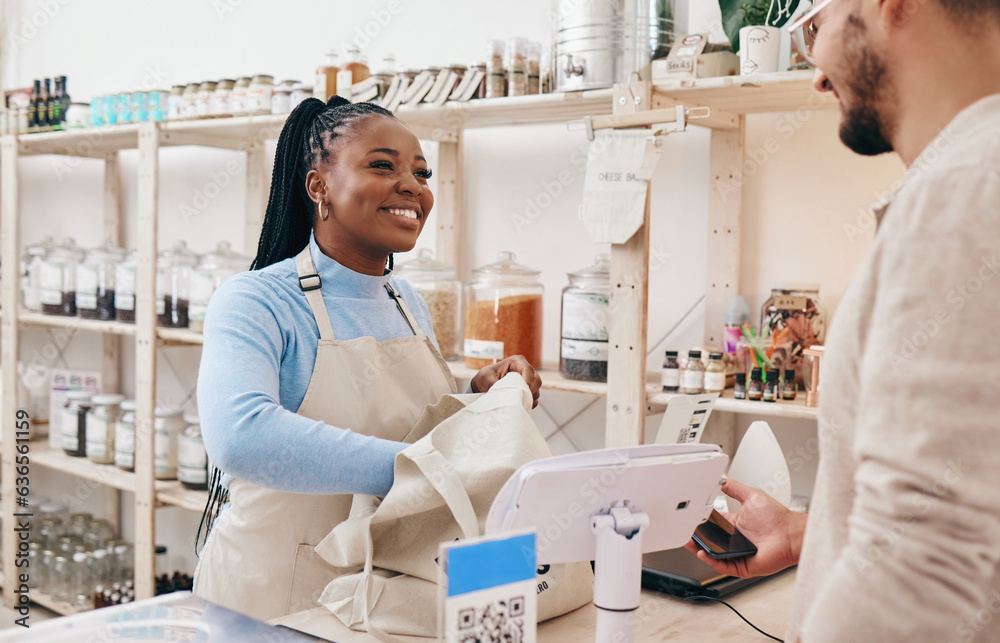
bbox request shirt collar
[875,92,1000,227]
[309,234,392,299]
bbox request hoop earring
[317,203,330,221]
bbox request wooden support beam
[134,122,159,600]
[605,81,652,448]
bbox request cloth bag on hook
[314,372,593,640]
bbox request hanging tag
[580,130,665,244]
[438,531,538,643]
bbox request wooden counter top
[273,569,796,642]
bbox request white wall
[5,0,906,571]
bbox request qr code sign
[456,596,526,643]
[444,581,537,643]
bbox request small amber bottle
[763,370,780,402]
[748,368,763,401]
[734,372,747,400]
[783,369,798,400]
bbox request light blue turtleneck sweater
[196,235,439,497]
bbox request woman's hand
[683,477,807,578]
[470,356,542,408]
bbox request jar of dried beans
[464,251,543,369]
[76,242,127,321]
[560,254,610,382]
[39,238,85,317]
[394,249,462,361]
[156,241,199,328]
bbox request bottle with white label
[154,407,185,480]
[682,350,705,395]
[661,350,680,392]
[77,243,126,321]
[704,352,726,394]
[559,254,610,382]
[114,251,137,323]
[315,50,340,101]
[115,400,136,472]
[178,413,209,490]
[87,394,124,464]
[61,391,93,457]
[337,46,370,100]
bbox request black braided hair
[250,96,396,270]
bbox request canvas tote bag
[315,372,593,640]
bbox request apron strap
[295,246,337,340]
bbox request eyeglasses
[789,0,837,65]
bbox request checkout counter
[273,570,796,642]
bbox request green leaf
[719,0,804,53]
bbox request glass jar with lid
[114,251,137,323]
[67,512,92,538]
[39,238,85,316]
[394,249,462,361]
[76,242,127,320]
[247,74,275,115]
[180,82,200,120]
[230,77,252,116]
[51,554,72,602]
[23,236,58,311]
[760,282,826,386]
[486,40,506,98]
[195,80,217,118]
[156,240,199,328]
[211,79,236,117]
[114,400,136,472]
[154,407,185,480]
[85,518,115,551]
[290,83,312,111]
[86,394,125,464]
[178,413,209,490]
[560,254,610,382]
[527,41,542,94]
[167,85,185,120]
[271,79,298,115]
[507,37,529,97]
[71,545,95,608]
[61,391,93,457]
[464,251,543,369]
[189,241,250,333]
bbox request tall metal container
[554,0,675,92]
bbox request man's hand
[470,356,542,408]
[684,477,807,578]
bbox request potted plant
[719,0,803,75]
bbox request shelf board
[29,440,143,492]
[17,311,204,345]
[654,70,838,116]
[27,440,184,495]
[17,124,141,157]
[18,311,137,336]
[155,328,204,345]
[11,74,835,157]
[447,362,817,420]
[31,590,83,616]
[156,482,210,513]
[649,389,818,421]
[396,88,614,130]
[15,89,616,156]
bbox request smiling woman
[191,96,542,621]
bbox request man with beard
[685,0,1000,640]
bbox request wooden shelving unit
[0,73,832,611]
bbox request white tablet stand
[485,443,729,643]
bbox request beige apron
[193,246,458,622]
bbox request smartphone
[692,509,758,559]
